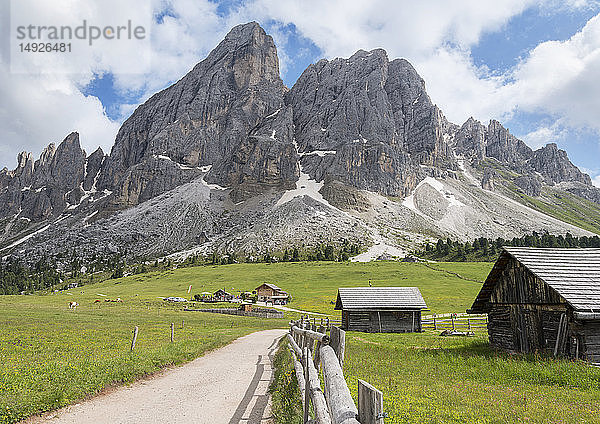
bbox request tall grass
[269,339,303,424]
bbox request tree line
[0,249,128,295]
[198,240,361,266]
[418,232,600,262]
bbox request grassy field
[55,260,489,315]
[344,331,600,423]
[0,296,284,423]
[2,260,600,423]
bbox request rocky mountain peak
[0,132,92,221]
[201,21,281,89]
[453,117,486,160]
[485,120,532,164]
[16,151,34,170]
[530,142,592,185]
[95,21,289,206]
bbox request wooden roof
[335,287,427,310]
[469,247,600,313]
[256,283,282,291]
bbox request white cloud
[522,126,564,150]
[0,67,120,166]
[593,175,600,187]
[245,0,538,60]
[0,0,227,168]
[237,0,600,135]
[413,47,514,124]
[510,15,600,128]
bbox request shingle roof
[335,287,427,310]
[469,247,600,313]
[257,283,282,291]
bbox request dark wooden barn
[335,287,427,333]
[468,247,600,362]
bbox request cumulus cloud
[238,0,600,138]
[245,0,538,60]
[0,0,227,168]
[0,67,120,166]
[510,15,600,128]
[521,126,564,150]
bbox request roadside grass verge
[344,330,600,423]
[269,338,302,424]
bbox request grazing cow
[68,301,79,309]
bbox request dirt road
[31,329,287,424]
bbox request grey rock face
[485,120,533,165]
[453,117,486,160]
[319,178,371,212]
[515,174,543,196]
[98,22,289,206]
[214,106,299,202]
[0,132,110,226]
[84,147,104,192]
[562,183,600,204]
[286,49,456,197]
[529,143,592,185]
[481,168,496,191]
[452,118,595,200]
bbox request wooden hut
[335,287,427,333]
[468,247,600,362]
[213,289,231,301]
[255,283,289,304]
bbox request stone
[515,174,542,197]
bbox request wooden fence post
[170,322,174,342]
[131,326,138,351]
[433,314,437,330]
[330,326,346,368]
[303,347,310,424]
[358,379,384,424]
[451,314,455,331]
[314,325,325,369]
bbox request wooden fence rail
[288,318,383,424]
[421,314,488,331]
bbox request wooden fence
[184,307,284,319]
[421,313,487,331]
[287,318,385,424]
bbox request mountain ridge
[1,21,599,264]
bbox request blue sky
[1,0,599,185]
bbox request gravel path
[29,329,287,424]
